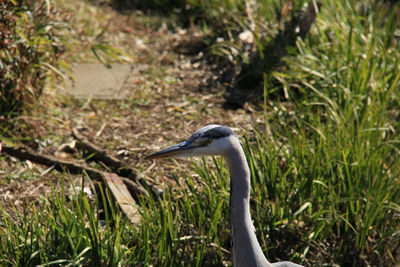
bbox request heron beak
[144,141,194,160]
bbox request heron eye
[202,139,212,145]
[194,139,212,146]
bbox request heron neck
[224,137,271,267]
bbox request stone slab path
[64,63,133,99]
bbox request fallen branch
[72,127,122,170]
[1,144,145,225]
[1,144,104,179]
[72,127,137,180]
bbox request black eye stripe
[188,125,233,143]
[203,126,233,139]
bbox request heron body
[145,125,303,267]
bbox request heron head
[145,125,235,160]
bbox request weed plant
[0,0,68,117]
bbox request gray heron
[145,125,303,267]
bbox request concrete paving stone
[63,63,133,99]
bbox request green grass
[0,176,129,266]
[1,122,397,266]
[1,0,400,266]
[0,166,231,266]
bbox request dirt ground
[0,2,259,212]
